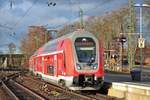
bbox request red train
[29,29,104,90]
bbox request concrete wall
[108,82,150,100]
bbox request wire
[45,0,78,30]
[0,24,12,30]
[13,0,39,28]
[53,0,101,29]
[48,0,80,30]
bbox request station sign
[138,37,145,48]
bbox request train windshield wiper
[87,56,95,66]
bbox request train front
[71,30,104,90]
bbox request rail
[20,75,120,100]
[1,80,19,100]
[5,79,46,100]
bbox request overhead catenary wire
[12,0,39,30]
[1,1,122,36]
[45,0,77,30]
[49,0,81,30]
[0,24,13,30]
[54,1,105,29]
[10,0,100,31]
[0,0,39,40]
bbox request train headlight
[93,63,98,69]
[76,64,81,70]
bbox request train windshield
[75,37,96,63]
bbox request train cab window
[47,65,54,75]
[75,37,96,63]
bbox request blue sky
[0,0,144,53]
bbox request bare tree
[20,26,52,67]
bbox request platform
[108,82,150,100]
[105,73,150,100]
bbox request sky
[0,0,144,53]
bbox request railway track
[15,74,120,100]
[0,71,121,100]
[1,81,19,100]
[16,76,90,100]
[0,70,21,99]
[0,81,14,100]
[42,79,119,100]
[0,78,46,100]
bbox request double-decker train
[29,29,104,90]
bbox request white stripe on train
[37,50,63,57]
[36,71,73,86]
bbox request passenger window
[47,65,54,75]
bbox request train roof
[46,29,94,43]
[31,29,96,57]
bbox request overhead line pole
[79,7,84,29]
[139,4,143,74]
[128,0,135,72]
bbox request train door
[57,53,65,76]
[47,55,56,76]
[46,54,64,76]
